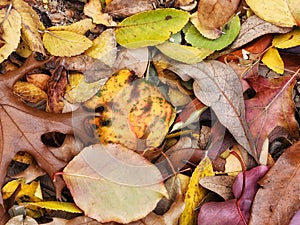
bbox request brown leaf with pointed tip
[169,61,257,161]
[245,75,299,157]
[197,0,240,39]
[249,141,300,225]
[0,55,88,223]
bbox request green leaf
[115,8,189,48]
[156,42,213,64]
[186,15,240,51]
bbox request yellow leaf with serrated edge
[273,28,300,49]
[13,81,47,103]
[0,8,21,63]
[12,0,45,54]
[179,157,214,225]
[65,73,103,103]
[84,0,113,26]
[85,29,117,67]
[47,18,95,35]
[43,30,93,57]
[2,179,42,202]
[261,47,284,74]
[25,201,82,213]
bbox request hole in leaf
[41,132,66,147]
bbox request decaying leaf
[12,0,45,54]
[249,141,300,225]
[186,15,240,50]
[169,61,257,161]
[245,75,299,157]
[245,0,300,27]
[179,157,214,225]
[196,0,240,39]
[115,8,189,48]
[230,15,292,50]
[0,7,21,63]
[105,0,158,18]
[85,69,175,151]
[43,30,93,57]
[62,144,168,223]
[85,29,117,67]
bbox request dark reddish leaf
[249,141,300,225]
[245,75,299,156]
[198,166,269,225]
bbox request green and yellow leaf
[156,41,213,64]
[43,30,93,57]
[115,8,189,48]
[65,73,103,103]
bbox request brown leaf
[245,75,299,158]
[199,175,235,200]
[230,15,292,50]
[105,0,157,18]
[46,65,68,113]
[249,141,300,225]
[197,0,240,39]
[169,61,257,161]
[0,55,87,222]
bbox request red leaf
[245,75,299,156]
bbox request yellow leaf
[43,30,93,57]
[16,40,32,58]
[273,28,300,49]
[2,179,42,202]
[13,81,47,103]
[25,201,82,213]
[0,8,21,63]
[12,0,45,54]
[47,18,96,35]
[245,0,297,27]
[156,41,213,64]
[84,0,113,26]
[179,157,214,225]
[85,29,117,67]
[65,73,103,103]
[261,47,284,74]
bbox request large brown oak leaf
[245,75,299,157]
[0,55,89,223]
